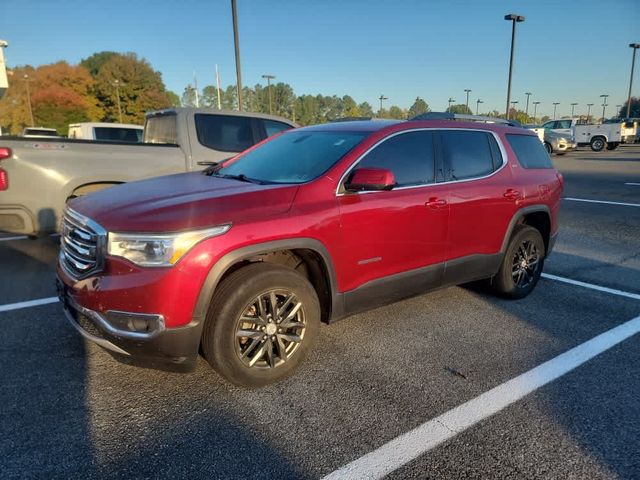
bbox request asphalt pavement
[1,145,639,479]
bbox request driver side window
[356,131,435,187]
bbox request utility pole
[627,43,640,118]
[586,103,594,123]
[524,92,532,118]
[113,79,123,123]
[231,0,243,110]
[24,74,34,127]
[552,102,560,120]
[600,94,609,122]
[464,89,471,110]
[215,64,222,109]
[504,14,525,119]
[570,103,578,118]
[476,99,483,115]
[378,94,388,115]
[532,101,540,122]
[447,97,455,111]
[262,74,276,114]
[193,72,199,108]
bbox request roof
[298,120,403,133]
[68,122,143,129]
[147,107,298,126]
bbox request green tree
[80,51,118,77]
[181,85,198,107]
[447,104,472,114]
[358,102,374,117]
[342,95,360,117]
[388,105,406,119]
[408,97,429,118]
[620,97,639,118]
[166,91,181,107]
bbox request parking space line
[0,297,58,313]
[624,182,640,186]
[322,314,640,480]
[0,235,29,242]
[542,273,640,301]
[564,197,640,208]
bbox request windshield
[215,131,366,184]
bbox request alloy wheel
[511,240,540,289]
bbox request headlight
[107,225,231,267]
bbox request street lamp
[524,92,532,118]
[552,102,560,120]
[600,94,609,122]
[570,102,578,117]
[464,89,472,110]
[447,97,455,111]
[112,79,124,123]
[616,104,622,117]
[262,74,276,114]
[627,43,640,118]
[586,103,594,124]
[532,101,541,122]
[476,99,483,115]
[378,94,388,115]
[231,0,243,110]
[23,74,34,127]
[504,13,525,119]
[510,100,518,117]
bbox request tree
[408,97,429,118]
[201,85,221,108]
[166,91,181,107]
[342,95,360,117]
[80,51,118,77]
[32,85,91,135]
[447,104,472,115]
[358,102,374,117]
[388,105,406,119]
[619,97,639,118]
[540,115,550,123]
[181,85,198,107]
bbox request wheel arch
[500,205,552,255]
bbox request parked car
[68,122,143,143]
[527,125,576,155]
[56,113,563,387]
[22,127,61,138]
[0,108,296,235]
[541,118,622,151]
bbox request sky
[1,0,639,118]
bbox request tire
[606,143,619,150]
[590,137,606,152]
[491,225,545,299]
[201,263,320,387]
[543,142,553,155]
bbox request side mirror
[345,168,396,192]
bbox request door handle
[425,197,447,208]
[503,189,522,200]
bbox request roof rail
[409,112,522,128]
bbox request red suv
[56,114,563,386]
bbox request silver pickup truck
[0,108,296,235]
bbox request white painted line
[0,296,59,313]
[542,273,640,301]
[564,197,640,208]
[0,235,28,242]
[624,182,640,186]
[322,314,640,480]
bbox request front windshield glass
[216,131,365,184]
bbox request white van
[68,122,143,143]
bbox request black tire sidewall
[544,142,552,154]
[591,138,605,151]
[202,263,320,387]
[494,225,545,298]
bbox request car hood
[70,171,299,232]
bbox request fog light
[105,311,164,335]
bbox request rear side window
[144,114,177,144]
[357,131,435,187]
[94,127,142,143]
[440,130,496,181]
[556,120,572,129]
[195,114,255,152]
[263,119,292,137]
[507,134,554,169]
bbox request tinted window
[542,121,555,129]
[356,131,435,187]
[263,119,292,137]
[507,134,554,169]
[144,114,177,144]
[440,130,495,181]
[94,127,142,143]
[195,114,254,152]
[556,120,572,129]
[217,131,365,184]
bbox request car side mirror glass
[345,168,396,192]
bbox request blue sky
[1,0,638,118]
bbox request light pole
[552,102,560,120]
[112,79,124,123]
[504,13,525,119]
[510,100,519,118]
[378,94,388,116]
[532,101,540,122]
[570,103,578,118]
[586,103,594,123]
[447,97,455,111]
[615,105,622,118]
[464,89,472,110]
[476,99,483,115]
[23,74,34,127]
[262,74,276,114]
[524,92,532,119]
[231,0,243,110]
[600,94,609,122]
[627,43,640,118]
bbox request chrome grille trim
[60,208,106,279]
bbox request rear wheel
[201,263,320,387]
[606,142,619,150]
[491,225,545,299]
[590,136,606,152]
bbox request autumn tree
[447,104,473,115]
[387,105,406,119]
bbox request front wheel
[491,225,545,299]
[201,263,320,387]
[590,137,606,152]
[544,142,553,155]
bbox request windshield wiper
[208,172,265,184]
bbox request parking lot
[1,145,639,479]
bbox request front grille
[60,209,106,279]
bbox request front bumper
[56,276,202,370]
